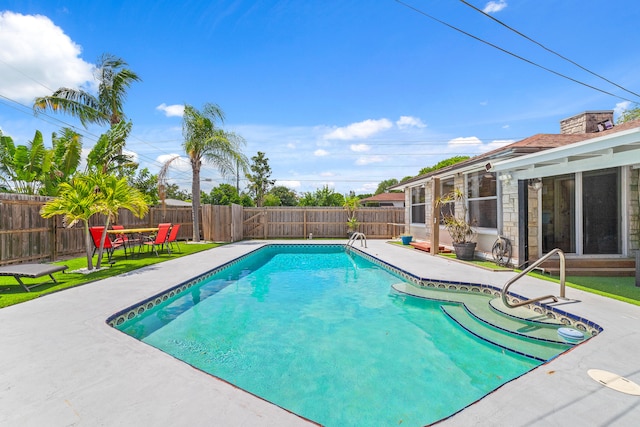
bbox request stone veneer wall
[499,179,520,266]
[629,167,640,253]
[560,111,613,134]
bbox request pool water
[116,245,546,426]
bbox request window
[467,171,497,228]
[410,186,425,224]
[439,178,455,224]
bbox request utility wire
[394,0,639,104]
[458,0,640,101]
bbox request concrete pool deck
[0,240,639,426]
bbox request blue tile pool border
[106,244,603,337]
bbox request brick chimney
[560,111,614,134]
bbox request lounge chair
[0,264,68,292]
[89,226,127,262]
[142,223,172,256]
[166,223,181,253]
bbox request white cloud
[483,1,507,14]
[156,103,185,117]
[448,136,483,147]
[320,171,335,177]
[323,118,392,140]
[276,180,301,189]
[0,12,95,103]
[355,155,385,166]
[396,116,426,129]
[314,149,329,156]
[350,143,370,152]
[286,142,296,149]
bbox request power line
[458,0,640,101]
[394,0,640,104]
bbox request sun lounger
[0,264,68,292]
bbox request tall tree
[33,54,141,128]
[182,103,248,241]
[246,151,275,207]
[269,185,298,206]
[617,105,640,124]
[375,178,399,195]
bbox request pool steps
[391,282,585,362]
[441,304,572,362]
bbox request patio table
[107,228,159,255]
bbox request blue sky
[1,0,640,195]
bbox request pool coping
[1,239,639,426]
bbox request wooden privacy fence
[0,193,195,266]
[1,193,405,265]
[242,206,404,239]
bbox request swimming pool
[109,244,599,426]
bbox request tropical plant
[436,188,476,244]
[44,128,83,195]
[86,120,137,175]
[40,172,148,270]
[343,195,360,233]
[40,173,102,270]
[33,53,141,128]
[91,174,148,268]
[0,130,51,194]
[181,103,248,242]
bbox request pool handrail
[347,232,367,249]
[501,248,566,309]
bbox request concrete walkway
[1,240,639,426]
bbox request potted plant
[400,234,413,245]
[436,188,476,260]
[343,195,361,236]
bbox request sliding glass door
[582,168,620,254]
[540,168,621,255]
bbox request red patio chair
[142,223,172,256]
[89,226,126,262]
[166,223,181,253]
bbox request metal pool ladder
[347,232,367,250]
[501,248,566,308]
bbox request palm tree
[33,54,141,128]
[92,174,148,269]
[182,103,248,242]
[86,120,137,175]
[44,128,83,196]
[40,173,101,270]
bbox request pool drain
[588,369,640,396]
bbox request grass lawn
[0,242,222,308]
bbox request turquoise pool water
[115,245,544,426]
